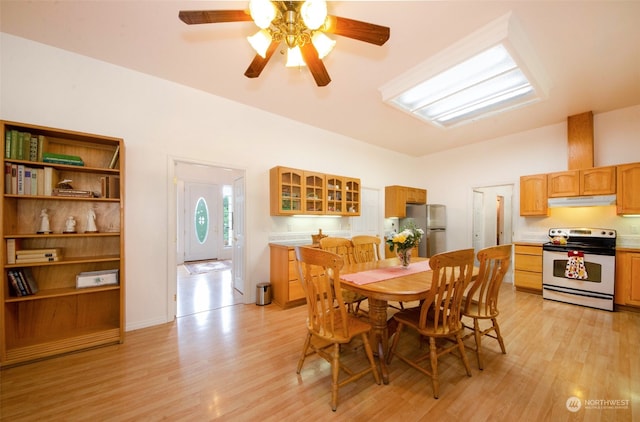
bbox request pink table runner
[341,260,431,285]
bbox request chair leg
[331,343,340,411]
[492,318,507,354]
[429,337,439,399]
[386,322,404,364]
[296,332,312,374]
[473,318,484,370]
[456,332,472,377]
[361,332,381,385]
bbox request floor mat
[184,260,232,275]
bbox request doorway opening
[472,184,513,281]
[171,160,246,319]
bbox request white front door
[184,182,218,261]
[232,176,245,294]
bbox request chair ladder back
[465,244,512,318]
[351,235,381,263]
[295,246,349,339]
[420,249,475,331]
[319,237,355,265]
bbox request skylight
[379,12,550,129]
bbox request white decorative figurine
[38,209,52,234]
[64,216,77,233]
[85,208,98,233]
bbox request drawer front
[288,249,296,261]
[514,244,542,256]
[515,254,542,272]
[514,269,542,290]
[288,261,299,281]
[289,280,305,301]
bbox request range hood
[548,195,616,208]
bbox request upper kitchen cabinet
[520,174,548,216]
[270,166,303,215]
[270,166,360,216]
[384,185,427,218]
[344,178,361,216]
[303,171,325,215]
[547,166,616,197]
[616,162,640,215]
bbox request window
[223,185,233,247]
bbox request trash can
[256,282,272,306]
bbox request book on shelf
[14,255,60,264]
[9,130,18,159]
[16,248,62,258]
[30,167,38,195]
[37,135,46,162]
[42,151,84,166]
[36,168,45,195]
[11,164,18,194]
[29,136,38,161]
[108,145,120,169]
[24,167,32,195]
[4,162,11,194]
[16,164,24,195]
[7,268,38,296]
[4,130,10,159]
[43,167,60,196]
[100,175,120,199]
[6,238,19,264]
[52,188,94,198]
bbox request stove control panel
[548,228,616,239]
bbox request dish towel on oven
[565,250,588,280]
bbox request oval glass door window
[195,196,209,244]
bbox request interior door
[232,176,245,294]
[184,182,218,261]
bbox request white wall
[2,34,639,331]
[0,34,409,330]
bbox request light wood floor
[177,261,243,317]
[1,282,638,421]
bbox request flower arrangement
[386,223,424,252]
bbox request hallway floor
[177,260,244,317]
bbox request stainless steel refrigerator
[400,204,446,257]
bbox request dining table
[339,256,478,384]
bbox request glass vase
[397,248,412,268]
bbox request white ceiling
[1,1,639,157]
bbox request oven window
[551,260,602,282]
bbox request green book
[4,130,10,159]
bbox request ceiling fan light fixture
[286,46,306,68]
[247,29,273,58]
[311,32,336,59]
[301,0,328,30]
[249,0,276,29]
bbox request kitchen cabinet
[304,171,325,215]
[615,249,640,307]
[384,185,427,218]
[519,174,548,216]
[616,162,640,215]
[1,120,124,366]
[270,166,303,215]
[547,166,616,197]
[514,243,542,292]
[270,166,360,216]
[269,243,306,308]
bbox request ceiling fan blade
[178,10,252,25]
[324,15,390,46]
[244,40,280,78]
[300,43,331,87]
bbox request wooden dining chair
[351,235,381,263]
[386,248,474,399]
[461,244,511,369]
[294,246,381,411]
[319,237,367,314]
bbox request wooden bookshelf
[1,120,125,367]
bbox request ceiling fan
[178,0,390,87]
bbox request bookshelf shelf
[1,120,125,367]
